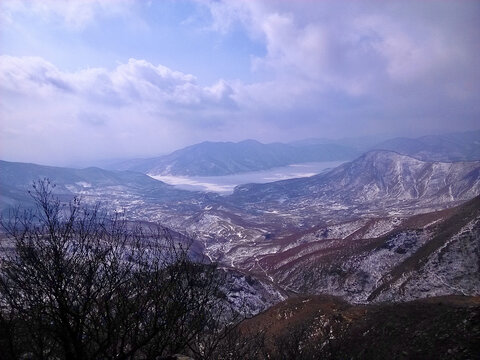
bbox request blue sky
[1,0,479,165]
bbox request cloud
[0,56,240,165]
[0,56,237,110]
[200,0,480,131]
[0,56,73,96]
[1,1,479,165]
[219,1,477,93]
[1,0,134,30]
[77,112,108,127]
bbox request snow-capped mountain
[229,150,480,214]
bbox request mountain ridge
[108,139,359,176]
[88,130,480,177]
[0,159,205,214]
[229,150,480,209]
[371,129,480,162]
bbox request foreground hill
[109,139,358,176]
[241,294,480,359]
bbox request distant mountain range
[290,130,480,162]
[108,139,359,176]
[2,150,479,219]
[372,130,480,162]
[105,130,480,177]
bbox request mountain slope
[229,150,480,212]
[240,294,480,359]
[109,140,358,176]
[247,196,480,303]
[0,160,203,214]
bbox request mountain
[371,129,480,161]
[106,130,480,177]
[289,134,389,150]
[109,139,359,176]
[0,160,206,215]
[246,196,480,303]
[3,149,480,356]
[289,130,480,161]
[164,151,480,289]
[2,152,480,306]
[229,150,480,214]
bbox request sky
[1,0,479,166]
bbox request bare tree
[186,301,266,360]
[0,179,234,360]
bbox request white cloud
[199,0,480,128]
[0,56,240,165]
[201,1,477,89]
[1,0,134,30]
[0,56,237,109]
[0,56,72,96]
[1,1,479,165]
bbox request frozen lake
[149,161,345,194]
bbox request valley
[1,136,480,358]
[148,160,345,193]
[2,143,479,313]
[3,2,479,357]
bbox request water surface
[149,161,345,194]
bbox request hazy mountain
[109,139,359,176]
[105,130,480,177]
[289,134,389,150]
[371,129,480,161]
